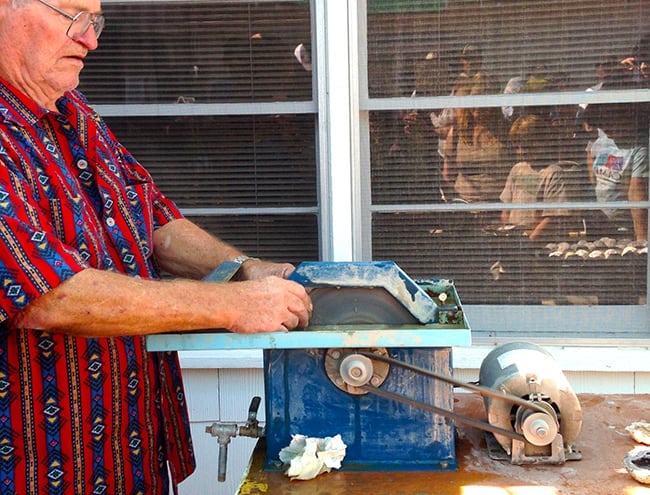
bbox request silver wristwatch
[232,255,261,265]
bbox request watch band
[203,256,261,282]
[232,255,261,265]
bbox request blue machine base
[263,347,457,472]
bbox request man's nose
[74,28,99,51]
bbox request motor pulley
[516,400,559,447]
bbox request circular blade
[309,287,419,326]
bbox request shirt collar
[0,77,71,127]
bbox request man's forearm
[11,217,311,337]
[12,265,311,337]
[11,268,240,337]
[153,218,244,279]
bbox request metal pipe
[218,440,229,482]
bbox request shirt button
[106,217,116,227]
[77,159,89,170]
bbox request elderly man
[0,0,312,493]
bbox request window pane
[367,0,648,98]
[370,110,445,203]
[370,100,648,305]
[371,101,647,213]
[366,0,649,308]
[80,1,312,103]
[187,214,319,265]
[105,115,317,209]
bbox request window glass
[372,210,647,305]
[366,1,649,307]
[78,1,318,263]
[105,115,317,209]
[102,113,318,261]
[367,0,648,98]
[80,2,312,103]
[186,215,319,265]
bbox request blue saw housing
[264,261,470,472]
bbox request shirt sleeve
[0,159,88,321]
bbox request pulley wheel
[325,348,390,395]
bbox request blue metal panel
[145,326,470,351]
[263,347,457,471]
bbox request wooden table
[237,394,650,495]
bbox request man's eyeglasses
[34,0,105,40]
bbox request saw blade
[308,287,419,326]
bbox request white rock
[626,421,650,445]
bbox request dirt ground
[239,393,650,495]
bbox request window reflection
[105,115,317,209]
[79,2,312,104]
[583,102,648,242]
[367,1,648,98]
[371,95,648,305]
[367,1,649,306]
[441,73,511,207]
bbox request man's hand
[226,276,312,333]
[239,259,295,280]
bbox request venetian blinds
[78,2,319,265]
[80,2,313,103]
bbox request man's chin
[58,76,82,95]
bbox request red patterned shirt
[0,79,195,495]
